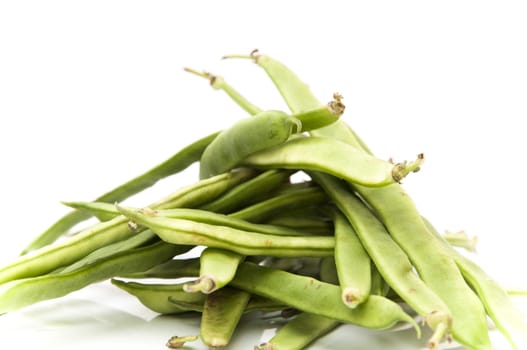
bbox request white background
[1,1,526,349]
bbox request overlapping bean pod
[0,50,525,350]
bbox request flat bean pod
[255,312,340,350]
[241,136,422,187]
[21,132,219,254]
[199,110,301,179]
[0,241,189,314]
[117,206,335,257]
[111,279,205,315]
[229,262,420,334]
[200,287,251,348]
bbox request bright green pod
[199,110,301,179]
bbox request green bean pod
[111,279,205,315]
[242,136,422,187]
[0,170,253,285]
[229,185,328,223]
[255,312,340,350]
[65,202,311,237]
[200,287,251,348]
[199,110,301,179]
[119,257,200,279]
[0,241,189,314]
[333,211,371,309]
[184,248,244,294]
[21,131,219,254]
[168,293,288,314]
[229,262,419,334]
[201,169,292,214]
[117,205,335,257]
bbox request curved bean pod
[242,136,422,187]
[111,279,205,315]
[229,261,420,334]
[117,205,335,257]
[21,131,219,254]
[199,110,301,179]
[0,241,189,314]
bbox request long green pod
[311,172,451,349]
[184,248,244,294]
[201,169,292,214]
[424,219,527,350]
[111,279,205,315]
[246,53,489,350]
[168,293,288,314]
[0,241,189,314]
[22,132,219,254]
[229,185,328,223]
[229,262,420,334]
[242,136,422,187]
[65,203,310,237]
[0,170,253,284]
[200,110,301,179]
[255,312,340,350]
[200,287,251,348]
[332,211,371,309]
[117,206,335,257]
[119,257,200,279]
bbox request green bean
[21,132,219,254]
[201,169,292,214]
[111,279,205,315]
[55,229,157,274]
[199,110,301,179]
[0,241,189,314]
[184,68,262,115]
[241,136,423,186]
[118,257,200,279]
[332,211,371,309]
[264,215,333,236]
[311,172,451,349]
[245,52,489,349]
[0,170,253,284]
[117,205,335,257]
[200,287,251,348]
[184,248,244,294]
[229,262,420,334]
[254,312,340,350]
[228,185,329,223]
[64,202,316,237]
[425,219,527,350]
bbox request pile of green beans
[1,50,526,350]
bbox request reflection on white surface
[1,278,524,350]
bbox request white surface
[1,1,527,349]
